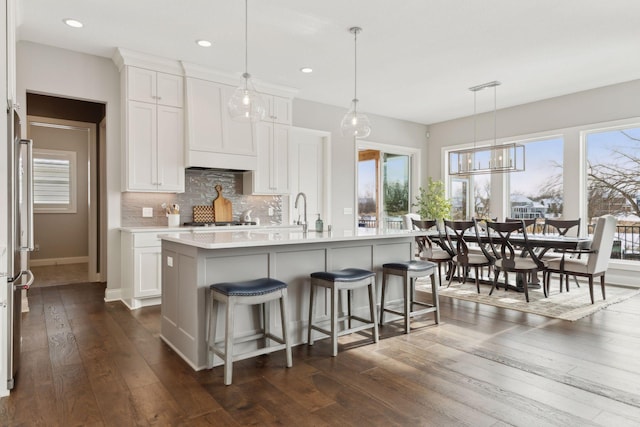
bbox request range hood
[185,149,257,172]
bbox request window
[33,148,77,213]
[357,148,414,229]
[586,126,640,260]
[448,174,491,220]
[508,137,563,220]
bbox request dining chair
[412,219,455,287]
[443,219,495,293]
[543,215,616,304]
[542,218,582,291]
[485,220,548,302]
[506,217,538,234]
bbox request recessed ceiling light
[300,67,313,74]
[63,18,84,28]
[196,39,212,48]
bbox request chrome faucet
[294,192,308,233]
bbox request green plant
[413,178,452,221]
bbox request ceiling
[15,0,640,125]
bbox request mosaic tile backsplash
[121,169,285,227]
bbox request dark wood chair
[485,220,548,302]
[443,219,495,293]
[542,218,582,291]
[412,219,454,287]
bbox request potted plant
[413,178,452,224]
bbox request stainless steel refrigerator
[6,106,35,390]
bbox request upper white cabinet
[127,67,183,108]
[244,122,290,194]
[113,49,186,192]
[184,77,257,170]
[263,94,292,125]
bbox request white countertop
[120,224,303,233]
[159,227,424,249]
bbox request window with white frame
[508,137,564,221]
[33,148,77,213]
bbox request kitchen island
[159,227,424,370]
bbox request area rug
[416,279,640,321]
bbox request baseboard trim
[29,256,89,267]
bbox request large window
[508,137,563,220]
[33,148,77,213]
[586,126,640,260]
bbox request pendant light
[340,27,371,139]
[227,0,266,122]
[448,81,525,175]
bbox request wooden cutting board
[213,184,233,222]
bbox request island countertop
[159,227,425,250]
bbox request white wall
[292,99,429,230]
[16,41,121,292]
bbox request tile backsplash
[121,169,286,227]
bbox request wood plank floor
[1,282,640,426]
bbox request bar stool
[380,260,439,334]
[206,278,292,385]
[307,268,379,356]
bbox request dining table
[427,230,592,292]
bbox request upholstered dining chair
[543,215,616,304]
[443,219,494,293]
[485,220,548,302]
[542,218,582,291]
[412,219,455,287]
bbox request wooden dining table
[427,231,592,292]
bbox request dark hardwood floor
[1,282,640,426]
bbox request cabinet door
[273,124,290,192]
[127,67,157,103]
[127,101,157,190]
[185,78,225,153]
[134,246,162,298]
[157,105,185,191]
[221,85,256,156]
[246,123,289,194]
[252,122,274,193]
[157,73,184,108]
[272,96,292,125]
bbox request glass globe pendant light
[340,27,371,139]
[227,0,266,122]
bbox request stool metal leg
[279,289,293,367]
[224,297,236,386]
[403,271,410,334]
[368,278,379,342]
[308,282,315,345]
[431,273,440,324]
[379,271,387,326]
[331,285,338,357]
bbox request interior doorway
[25,93,106,286]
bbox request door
[27,117,99,283]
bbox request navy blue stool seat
[206,277,292,385]
[308,268,379,356]
[380,260,440,334]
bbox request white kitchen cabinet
[185,77,257,170]
[123,66,185,192]
[127,66,183,107]
[244,122,290,194]
[121,231,163,309]
[263,94,292,125]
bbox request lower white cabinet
[121,231,163,309]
